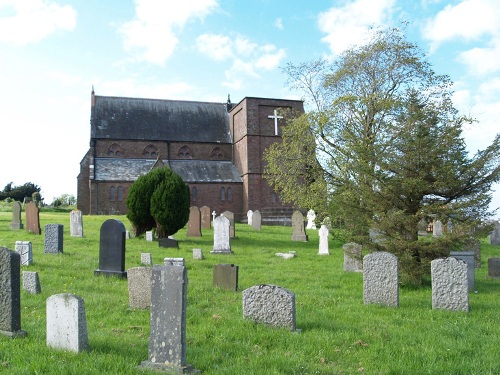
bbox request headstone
[222,211,235,239]
[343,242,363,272]
[276,252,296,259]
[417,219,427,236]
[140,259,198,373]
[252,210,262,231]
[200,206,211,229]
[247,210,253,225]
[193,249,204,260]
[318,225,329,255]
[487,258,500,278]
[145,231,153,242]
[127,267,152,309]
[490,221,500,245]
[369,228,386,244]
[211,215,232,254]
[450,251,475,291]
[25,201,41,235]
[44,224,64,254]
[94,219,127,278]
[446,219,453,233]
[306,209,316,229]
[431,257,469,312]
[141,253,152,265]
[363,252,399,307]
[213,264,238,291]
[22,271,41,294]
[158,237,179,248]
[463,237,481,268]
[291,211,308,241]
[10,201,23,229]
[69,209,84,237]
[242,284,296,331]
[433,220,443,237]
[0,247,27,337]
[187,206,202,237]
[125,230,130,239]
[15,241,32,266]
[46,293,89,352]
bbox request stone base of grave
[139,361,200,373]
[210,248,232,254]
[291,235,308,241]
[0,329,28,338]
[94,269,127,278]
[158,238,179,248]
[10,223,24,230]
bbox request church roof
[91,95,231,143]
[94,158,243,183]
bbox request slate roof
[94,158,243,183]
[91,95,231,143]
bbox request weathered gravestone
[127,267,152,309]
[187,206,202,237]
[490,221,500,245]
[15,241,32,266]
[46,293,89,352]
[343,242,363,272]
[200,206,211,229]
[145,231,153,242]
[363,252,399,307]
[213,264,238,291]
[94,219,127,278]
[140,258,198,373]
[463,237,481,268]
[0,247,27,337]
[44,224,64,254]
[211,215,232,254]
[22,271,41,294]
[487,258,500,278]
[318,225,329,255]
[141,253,152,265]
[252,210,262,231]
[10,201,23,229]
[450,251,475,291]
[193,248,204,260]
[433,220,443,237]
[417,219,428,236]
[70,209,84,237]
[291,210,308,241]
[306,209,316,230]
[431,257,469,312]
[222,211,235,239]
[247,210,253,226]
[242,284,297,331]
[25,201,41,235]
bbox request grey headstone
[242,284,296,331]
[69,209,84,237]
[187,206,202,237]
[145,231,153,242]
[247,210,253,225]
[213,264,238,291]
[431,257,469,312]
[433,220,443,237]
[343,242,363,272]
[211,215,232,254]
[192,249,204,260]
[490,221,500,245]
[158,237,179,248]
[363,252,399,307]
[46,293,89,352]
[44,224,63,254]
[291,211,308,241]
[450,251,475,291]
[318,225,329,255]
[127,267,152,309]
[487,258,500,277]
[94,219,127,278]
[25,202,41,235]
[10,201,23,230]
[22,271,41,294]
[141,253,152,265]
[252,210,262,231]
[15,241,32,266]
[417,218,427,236]
[222,211,235,239]
[200,206,211,229]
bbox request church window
[191,186,197,202]
[220,187,225,201]
[271,192,276,204]
[178,146,192,159]
[143,144,158,158]
[117,186,123,201]
[227,187,232,202]
[210,147,224,159]
[109,186,115,201]
[107,143,123,156]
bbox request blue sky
[1,0,499,216]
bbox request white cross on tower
[268,109,283,135]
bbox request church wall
[188,182,243,219]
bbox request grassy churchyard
[0,210,500,375]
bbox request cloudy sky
[1,0,499,216]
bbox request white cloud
[458,38,500,75]
[195,33,233,61]
[119,0,219,65]
[0,0,76,45]
[255,46,287,70]
[275,18,283,30]
[317,0,396,55]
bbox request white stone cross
[212,210,217,222]
[268,109,283,135]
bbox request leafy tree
[264,25,500,284]
[0,182,42,202]
[126,167,190,238]
[52,194,76,206]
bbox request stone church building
[77,90,304,222]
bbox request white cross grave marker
[268,109,283,135]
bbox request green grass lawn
[0,211,499,374]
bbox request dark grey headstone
[213,264,238,291]
[488,258,500,278]
[158,237,179,248]
[10,201,23,230]
[44,224,64,254]
[450,251,475,291]
[94,219,127,278]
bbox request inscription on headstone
[213,264,238,291]
[291,211,308,241]
[44,224,64,254]
[15,241,32,265]
[363,252,399,307]
[25,202,41,235]
[94,219,127,278]
[211,215,232,254]
[70,209,84,237]
[187,206,202,237]
[343,242,363,272]
[127,267,152,309]
[10,201,23,229]
[431,257,469,312]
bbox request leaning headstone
[487,258,500,278]
[463,237,481,268]
[433,220,443,237]
[192,249,204,260]
[450,251,475,291]
[363,252,399,307]
[306,209,316,229]
[431,257,469,312]
[291,211,308,241]
[10,201,23,229]
[318,225,329,255]
[145,231,153,242]
[222,211,235,239]
[0,247,27,337]
[141,253,152,265]
[247,210,253,225]
[46,293,89,352]
[490,221,500,245]
[94,219,127,278]
[242,284,296,331]
[211,215,232,254]
[25,202,41,235]
[22,271,41,294]
[187,206,202,237]
[44,224,63,254]
[140,259,198,373]
[343,242,363,272]
[213,264,238,291]
[69,209,84,237]
[15,241,32,266]
[252,210,262,231]
[200,206,211,229]
[127,267,152,309]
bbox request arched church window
[107,143,123,156]
[191,186,197,202]
[109,186,115,201]
[227,187,232,202]
[143,144,158,158]
[117,186,123,201]
[220,187,225,201]
[178,146,192,159]
[210,147,224,159]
